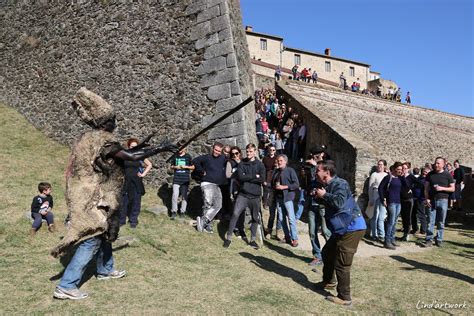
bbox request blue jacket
[323,176,366,233]
[272,166,299,202]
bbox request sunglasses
[231,152,240,156]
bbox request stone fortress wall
[277,79,474,194]
[1,0,472,197]
[0,0,256,187]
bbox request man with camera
[314,160,366,306]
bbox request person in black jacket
[412,167,429,235]
[453,160,465,209]
[193,142,227,234]
[224,144,266,249]
[400,162,415,241]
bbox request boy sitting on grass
[30,182,55,236]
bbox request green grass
[1,102,473,314]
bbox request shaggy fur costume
[72,87,115,128]
[51,89,123,258]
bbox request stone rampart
[0,0,255,187]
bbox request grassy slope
[0,103,473,314]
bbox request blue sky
[240,0,473,117]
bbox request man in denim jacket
[314,160,366,306]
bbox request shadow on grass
[390,255,474,285]
[239,252,331,298]
[216,220,228,241]
[361,239,384,248]
[455,250,474,260]
[263,239,309,263]
[444,222,474,232]
[444,240,474,249]
[157,184,172,216]
[460,231,474,239]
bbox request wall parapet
[277,79,474,195]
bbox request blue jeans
[58,237,114,289]
[370,199,387,239]
[385,203,401,244]
[295,189,305,220]
[276,198,298,241]
[426,199,448,242]
[308,205,322,259]
[31,212,54,230]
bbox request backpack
[325,195,360,235]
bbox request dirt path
[292,220,430,258]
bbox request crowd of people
[254,87,307,162]
[339,72,412,103]
[366,157,466,249]
[167,139,366,305]
[288,65,318,84]
[281,65,413,104]
[34,87,467,306]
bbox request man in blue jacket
[224,143,266,249]
[314,160,366,306]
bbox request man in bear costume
[52,88,175,300]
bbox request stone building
[246,26,373,90]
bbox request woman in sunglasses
[226,146,247,241]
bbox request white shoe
[97,270,126,280]
[53,287,88,300]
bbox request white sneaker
[97,270,126,280]
[53,287,88,300]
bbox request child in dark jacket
[30,182,55,236]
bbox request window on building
[349,66,355,77]
[294,54,301,65]
[325,61,331,72]
[260,39,267,51]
